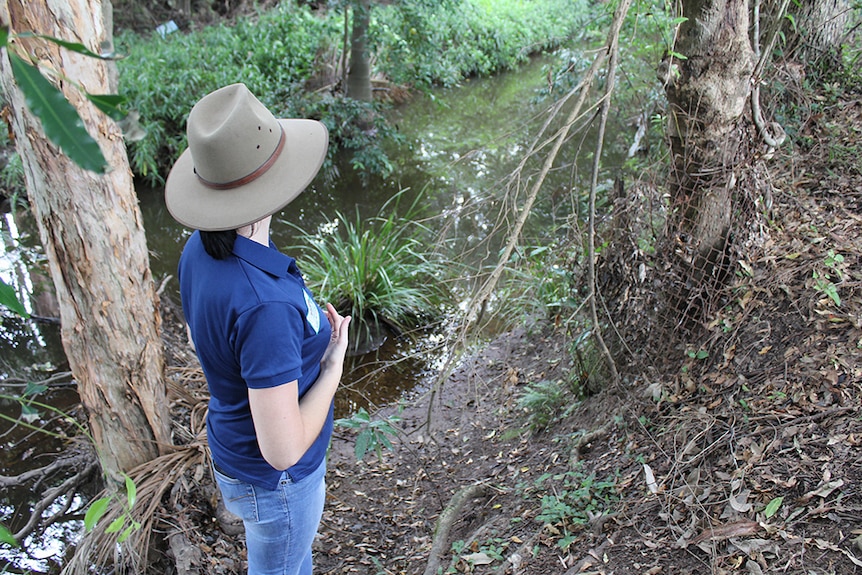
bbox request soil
[155,87,862,575]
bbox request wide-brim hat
[165,83,328,231]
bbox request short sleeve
[234,302,306,388]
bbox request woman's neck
[237,215,272,246]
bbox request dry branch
[6,454,99,543]
[424,0,634,431]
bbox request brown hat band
[194,126,286,190]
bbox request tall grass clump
[115,3,341,185]
[288,193,451,351]
[371,0,588,89]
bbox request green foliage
[813,249,846,307]
[289,192,451,349]
[518,379,568,431]
[763,496,783,518]
[0,151,25,204]
[115,3,340,185]
[518,328,606,430]
[84,474,141,543]
[294,92,403,181]
[9,52,107,169]
[0,523,16,547]
[372,0,584,89]
[0,277,29,318]
[1,28,124,173]
[334,407,401,462]
[532,466,619,550]
[686,348,709,360]
[497,242,580,328]
[0,389,142,546]
[114,0,591,183]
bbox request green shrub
[372,0,585,89]
[532,466,619,550]
[518,379,567,431]
[334,407,401,462]
[288,192,452,350]
[114,0,586,184]
[115,3,339,185]
[294,93,403,181]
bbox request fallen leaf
[730,490,753,513]
[643,463,659,494]
[461,552,494,565]
[810,538,862,567]
[802,479,845,501]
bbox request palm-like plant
[289,194,451,352]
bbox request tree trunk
[786,0,851,70]
[0,0,171,483]
[346,0,372,101]
[658,0,756,329]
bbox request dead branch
[586,0,631,387]
[424,0,634,435]
[1,452,99,543]
[422,482,490,575]
[751,0,790,150]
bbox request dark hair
[199,229,238,260]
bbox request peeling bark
[0,0,171,483]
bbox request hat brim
[165,119,328,231]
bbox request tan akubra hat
[165,83,328,231]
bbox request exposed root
[568,420,614,467]
[422,482,490,575]
[61,365,211,575]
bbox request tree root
[569,421,614,468]
[0,448,98,543]
[422,482,490,575]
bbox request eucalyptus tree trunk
[0,0,171,483]
[659,0,757,328]
[787,0,851,68]
[346,0,372,101]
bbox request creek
[0,51,632,572]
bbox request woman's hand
[321,303,351,372]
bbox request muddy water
[1,51,630,572]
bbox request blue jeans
[213,459,326,575]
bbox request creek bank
[160,89,862,575]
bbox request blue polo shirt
[178,231,332,490]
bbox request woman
[165,83,350,575]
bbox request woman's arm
[248,303,351,470]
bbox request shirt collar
[232,235,297,278]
